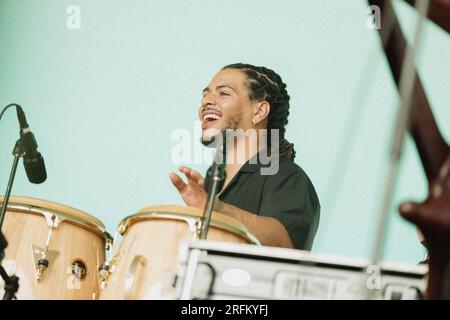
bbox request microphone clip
[13,139,26,158]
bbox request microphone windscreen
[23,153,47,184]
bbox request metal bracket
[32,245,59,282]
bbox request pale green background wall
[0,0,449,264]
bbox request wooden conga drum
[0,196,107,299]
[98,205,260,299]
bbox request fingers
[398,201,426,225]
[399,201,419,214]
[170,167,205,194]
[169,172,187,193]
[179,166,205,187]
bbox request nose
[201,91,217,109]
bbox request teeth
[203,114,221,121]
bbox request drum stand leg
[0,265,19,300]
[0,141,24,300]
[0,224,17,300]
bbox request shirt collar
[218,148,278,197]
[238,148,279,173]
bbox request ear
[253,101,270,125]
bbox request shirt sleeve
[259,169,320,250]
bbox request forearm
[214,200,295,249]
[443,259,450,299]
[410,93,450,181]
[427,253,450,299]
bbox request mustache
[201,106,223,115]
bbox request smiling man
[170,63,320,250]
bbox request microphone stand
[366,0,429,300]
[0,231,7,266]
[0,140,24,300]
[370,0,429,266]
[199,138,227,240]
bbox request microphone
[199,131,227,240]
[203,131,227,194]
[204,161,226,194]
[16,107,47,184]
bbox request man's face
[198,68,255,144]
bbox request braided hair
[222,63,296,161]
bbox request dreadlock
[222,63,296,161]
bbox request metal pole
[371,0,430,266]
[0,141,23,230]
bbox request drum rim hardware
[32,212,58,282]
[118,208,261,245]
[98,232,117,289]
[32,244,59,282]
[1,199,107,238]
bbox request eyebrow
[202,85,235,94]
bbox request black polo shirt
[216,152,320,250]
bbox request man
[169,63,320,250]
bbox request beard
[201,112,243,147]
